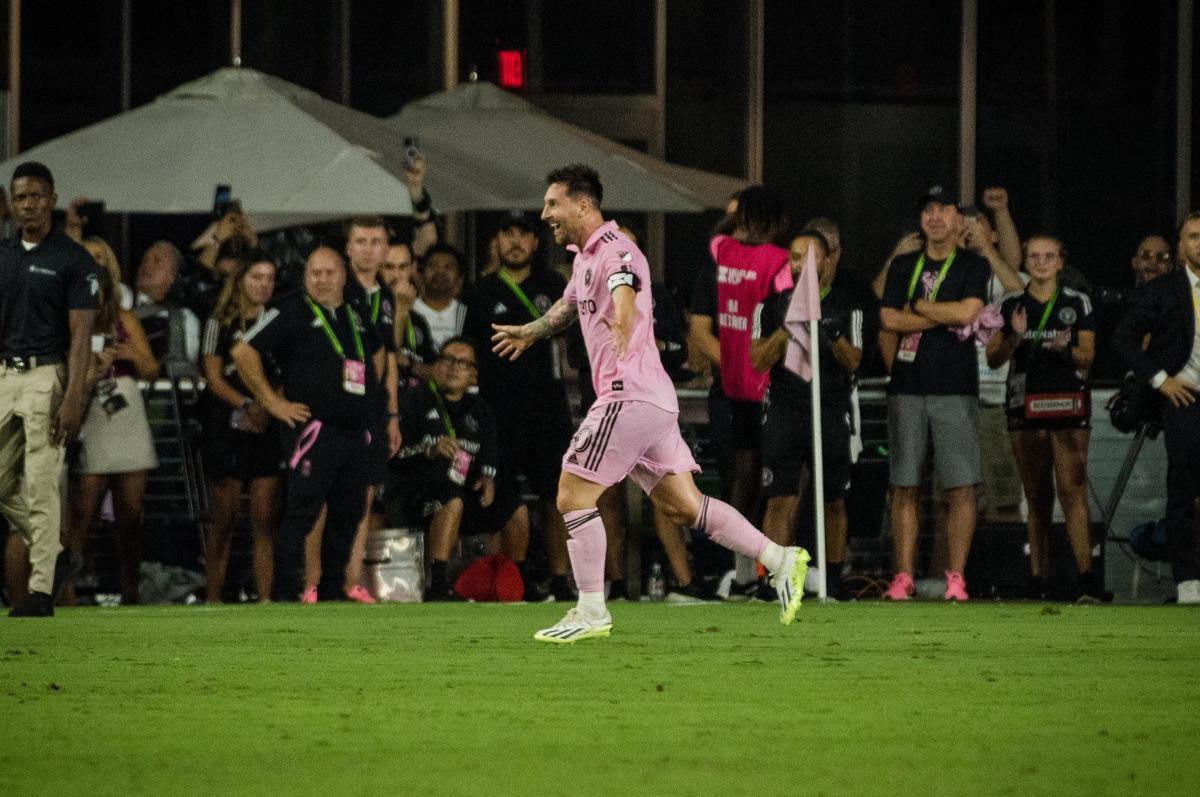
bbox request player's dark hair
[11,161,54,190]
[421,242,463,273]
[733,185,787,244]
[546,164,603,207]
[440,335,476,355]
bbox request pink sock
[693,495,769,561]
[563,508,607,595]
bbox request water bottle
[647,562,666,602]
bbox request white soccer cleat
[772,546,811,626]
[533,607,613,644]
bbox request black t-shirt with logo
[243,293,382,431]
[880,249,991,396]
[394,386,498,483]
[468,268,567,404]
[754,268,877,406]
[0,227,99,358]
[999,287,1094,397]
[344,277,398,354]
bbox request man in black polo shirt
[879,185,990,602]
[232,246,387,601]
[751,228,877,600]
[468,214,574,599]
[1,161,98,617]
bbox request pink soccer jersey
[564,221,678,414]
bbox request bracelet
[412,190,432,215]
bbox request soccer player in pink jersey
[492,164,810,643]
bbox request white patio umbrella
[0,67,417,228]
[388,81,749,212]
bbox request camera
[97,377,128,417]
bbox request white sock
[759,542,788,576]
[576,591,607,619]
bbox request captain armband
[607,270,641,293]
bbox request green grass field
[2,601,1198,796]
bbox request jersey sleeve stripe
[239,307,280,344]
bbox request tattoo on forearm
[528,300,578,339]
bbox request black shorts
[760,399,852,500]
[203,426,284,483]
[493,395,574,500]
[385,460,518,532]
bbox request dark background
[2,0,1196,297]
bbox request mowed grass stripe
[1,603,1197,797]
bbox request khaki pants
[0,363,66,595]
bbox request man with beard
[469,214,574,600]
[413,243,469,350]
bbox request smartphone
[212,184,232,217]
[78,200,105,224]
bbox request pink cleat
[944,570,969,602]
[346,585,376,604]
[883,572,914,601]
[301,586,318,604]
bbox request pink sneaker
[944,570,969,601]
[884,572,914,601]
[301,586,318,604]
[346,585,376,604]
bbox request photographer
[1112,211,1200,604]
[131,241,201,374]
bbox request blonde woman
[200,250,282,602]
[66,237,159,605]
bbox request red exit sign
[497,50,525,90]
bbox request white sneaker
[771,546,811,626]
[533,607,614,644]
[1177,579,1200,605]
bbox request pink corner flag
[783,244,822,380]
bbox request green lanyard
[906,249,958,302]
[405,317,416,350]
[304,296,365,361]
[498,269,542,320]
[426,380,457,438]
[369,289,382,324]
[819,284,831,302]
[1027,288,1060,357]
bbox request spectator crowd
[3,154,1199,615]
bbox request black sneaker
[752,580,777,603]
[550,574,576,602]
[724,578,759,602]
[1024,575,1049,601]
[608,578,629,602]
[1073,571,1114,604]
[665,579,715,604]
[9,591,54,617]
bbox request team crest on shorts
[761,467,774,488]
[571,426,594,452]
[1058,307,1077,325]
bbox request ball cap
[917,184,961,212]
[497,210,538,234]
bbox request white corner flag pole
[809,316,827,602]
